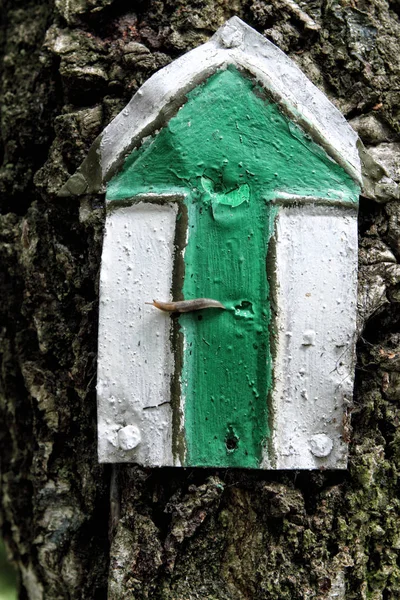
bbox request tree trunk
[1,1,400,598]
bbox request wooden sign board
[61,18,361,469]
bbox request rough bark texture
[1,0,400,598]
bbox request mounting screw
[118,424,141,451]
[309,434,333,458]
[65,172,88,195]
[220,25,243,49]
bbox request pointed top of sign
[60,17,363,198]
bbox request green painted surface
[107,67,359,206]
[106,67,360,467]
[179,193,277,467]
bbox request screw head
[66,172,88,195]
[309,434,333,458]
[220,25,243,49]
[118,424,141,451]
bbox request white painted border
[266,204,358,469]
[60,17,361,197]
[97,202,180,465]
[99,199,357,468]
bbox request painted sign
[61,18,362,469]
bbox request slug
[146,298,225,313]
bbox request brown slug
[146,298,226,313]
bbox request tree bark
[1,0,400,598]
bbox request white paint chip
[302,330,316,346]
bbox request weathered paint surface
[269,204,358,469]
[97,202,178,465]
[180,190,275,468]
[107,68,358,205]
[102,68,359,467]
[59,17,362,198]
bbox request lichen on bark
[2,0,400,599]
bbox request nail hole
[226,437,238,450]
[225,428,239,452]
